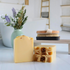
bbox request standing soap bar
[14,35,33,63]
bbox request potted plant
[1,6,28,48]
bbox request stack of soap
[34,45,56,63]
[14,35,34,63]
[36,29,60,40]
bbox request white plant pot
[0,22,14,48]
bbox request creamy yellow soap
[14,35,34,63]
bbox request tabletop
[0,40,70,70]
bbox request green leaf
[24,9,26,13]
[22,9,26,19]
[5,14,7,16]
[10,17,15,22]
[19,9,23,13]
[22,16,28,25]
[17,13,21,17]
[20,26,23,29]
[1,16,5,19]
[7,24,10,26]
[5,23,7,25]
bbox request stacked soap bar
[34,45,56,63]
[36,29,60,40]
[14,35,33,63]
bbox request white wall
[0,0,70,52]
[0,0,35,38]
[34,0,61,31]
[0,0,34,18]
[1,0,70,35]
[50,0,61,30]
[34,0,41,18]
[0,0,61,36]
[24,0,70,52]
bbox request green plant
[1,6,28,29]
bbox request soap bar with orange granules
[34,45,56,63]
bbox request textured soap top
[14,35,32,40]
[34,45,56,63]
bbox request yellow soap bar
[34,45,56,63]
[14,35,34,63]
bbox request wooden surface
[61,5,70,7]
[46,24,49,25]
[40,0,50,29]
[60,2,70,28]
[34,39,70,54]
[68,44,70,54]
[34,40,70,44]
[60,25,70,28]
[42,6,49,7]
[48,0,50,28]
[40,0,42,17]
[61,16,70,17]
[42,0,49,2]
[25,0,29,5]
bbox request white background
[0,0,61,31]
[0,0,70,52]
